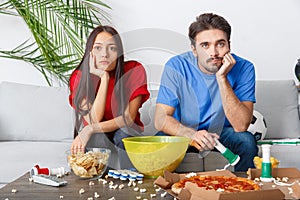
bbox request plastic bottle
[260,144,273,182]
[30,165,65,176]
[214,138,240,166]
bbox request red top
[69,60,150,131]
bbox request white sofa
[1,80,300,188]
[0,82,74,188]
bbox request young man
[154,13,258,171]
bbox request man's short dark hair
[188,13,231,46]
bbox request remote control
[31,174,67,187]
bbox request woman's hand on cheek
[89,52,105,77]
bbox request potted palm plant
[0,0,111,86]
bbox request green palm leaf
[0,0,111,86]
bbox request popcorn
[139,188,147,193]
[79,188,85,194]
[150,193,156,198]
[11,189,17,193]
[89,181,95,186]
[282,177,289,182]
[94,192,100,198]
[161,192,167,197]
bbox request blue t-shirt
[156,51,256,134]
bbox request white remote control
[31,174,67,187]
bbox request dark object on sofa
[295,58,300,82]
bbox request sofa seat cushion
[0,141,71,184]
[255,80,300,139]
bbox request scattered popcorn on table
[114,184,119,190]
[89,181,95,186]
[133,187,139,192]
[150,193,156,198]
[87,197,93,200]
[138,180,143,184]
[128,181,133,187]
[59,195,64,199]
[139,188,147,193]
[108,197,115,200]
[79,188,85,194]
[155,187,161,192]
[161,191,167,197]
[11,188,17,193]
[118,184,124,189]
[272,185,276,188]
[136,196,141,199]
[132,181,137,187]
[94,192,100,198]
[282,177,289,182]
[28,177,33,182]
[109,184,118,190]
[98,179,107,185]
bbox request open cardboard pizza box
[154,168,300,200]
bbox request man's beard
[203,57,223,74]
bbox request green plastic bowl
[122,136,190,178]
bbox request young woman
[69,25,150,153]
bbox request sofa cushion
[0,82,74,141]
[255,80,300,139]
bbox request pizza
[171,175,260,194]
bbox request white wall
[1,0,300,87]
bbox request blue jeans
[156,127,258,172]
[86,128,133,150]
[113,129,133,150]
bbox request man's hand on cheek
[217,52,236,77]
